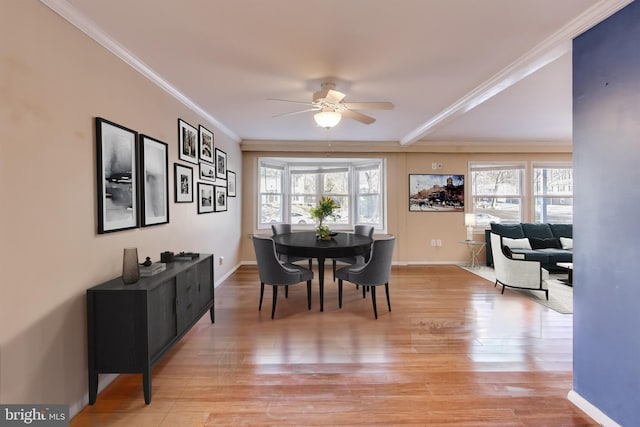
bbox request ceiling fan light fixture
[314,111,342,128]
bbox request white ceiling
[45,0,632,145]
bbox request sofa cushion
[491,223,525,238]
[503,237,532,249]
[536,248,573,263]
[522,223,554,239]
[528,237,561,249]
[550,223,573,238]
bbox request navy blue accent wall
[573,1,640,424]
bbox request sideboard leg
[88,370,98,405]
[142,369,152,404]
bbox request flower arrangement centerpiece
[309,196,340,240]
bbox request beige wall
[0,0,241,412]
[239,143,571,264]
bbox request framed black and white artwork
[215,148,227,179]
[198,182,214,214]
[214,185,227,212]
[198,125,214,164]
[227,170,236,197]
[174,163,193,203]
[199,162,216,182]
[96,117,139,234]
[178,119,198,164]
[140,135,169,226]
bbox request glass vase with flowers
[309,196,340,240]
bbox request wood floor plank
[71,265,595,426]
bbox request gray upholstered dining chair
[335,236,395,319]
[271,223,313,270]
[252,235,314,319]
[332,224,374,281]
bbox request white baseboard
[568,390,620,427]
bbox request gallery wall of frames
[96,117,236,234]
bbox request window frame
[257,157,385,231]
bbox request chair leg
[338,279,343,308]
[309,259,312,270]
[259,282,265,311]
[371,286,378,319]
[271,286,278,319]
[307,280,312,310]
[544,289,549,300]
[385,283,391,312]
[333,260,337,281]
[362,285,366,299]
[285,285,289,298]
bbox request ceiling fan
[269,82,394,128]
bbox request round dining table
[272,231,373,312]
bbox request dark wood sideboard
[86,254,214,404]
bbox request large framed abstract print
[140,135,169,226]
[96,117,139,233]
[178,119,198,164]
[408,174,464,212]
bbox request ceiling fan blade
[344,101,394,110]
[342,109,376,125]
[325,89,346,105]
[268,98,314,106]
[272,107,320,118]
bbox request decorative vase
[122,248,140,284]
[316,221,332,240]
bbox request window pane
[326,195,348,224]
[533,168,573,195]
[260,195,282,223]
[358,169,380,193]
[472,197,521,225]
[291,173,317,194]
[324,172,348,193]
[535,198,573,223]
[358,194,380,224]
[260,167,282,193]
[471,169,522,196]
[290,198,314,224]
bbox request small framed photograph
[227,170,236,197]
[199,162,216,182]
[140,135,169,226]
[178,119,198,164]
[215,148,227,179]
[214,185,227,212]
[96,117,139,234]
[174,163,194,203]
[198,125,214,164]
[198,182,214,214]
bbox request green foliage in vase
[309,196,340,224]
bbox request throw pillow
[502,237,532,249]
[560,237,573,249]
[528,237,561,249]
[501,245,513,258]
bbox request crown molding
[39,0,241,143]
[400,0,634,146]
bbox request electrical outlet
[437,239,442,247]
[218,256,224,265]
[432,162,438,170]
[430,239,436,246]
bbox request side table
[460,240,486,269]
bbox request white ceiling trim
[39,0,241,143]
[399,0,634,146]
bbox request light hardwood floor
[71,265,595,426]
